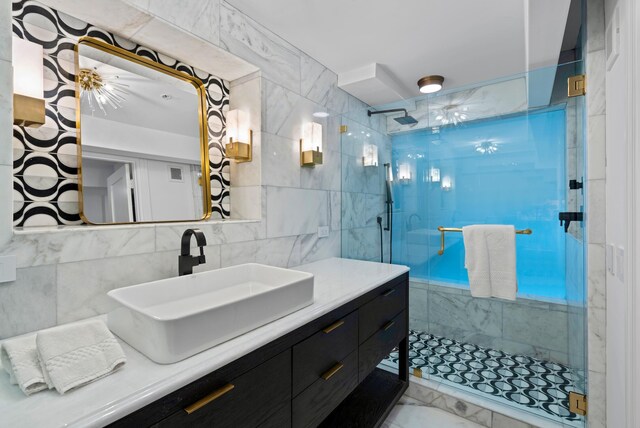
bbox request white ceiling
[226,0,573,106]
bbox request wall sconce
[430,167,440,183]
[362,143,378,167]
[300,122,323,167]
[225,109,252,163]
[12,37,45,127]
[441,175,453,191]
[398,163,411,185]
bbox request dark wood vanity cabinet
[110,273,409,428]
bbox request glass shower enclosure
[339,60,587,427]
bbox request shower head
[368,108,418,126]
[393,115,418,125]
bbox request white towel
[462,225,517,301]
[36,319,126,394]
[0,335,50,395]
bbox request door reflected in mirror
[76,37,211,224]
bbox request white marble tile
[0,1,10,63]
[383,403,485,428]
[586,0,605,53]
[587,243,606,309]
[229,185,261,220]
[1,226,156,268]
[154,220,266,251]
[329,191,341,231]
[219,3,300,93]
[299,231,341,265]
[261,133,300,188]
[254,236,300,268]
[587,370,606,428]
[588,306,606,374]
[587,114,606,180]
[219,239,257,267]
[39,0,153,38]
[341,192,366,229]
[587,179,606,244]
[300,54,349,114]
[503,304,568,353]
[300,148,341,192]
[344,227,381,261]
[0,61,12,167]
[266,187,328,238]
[300,53,327,98]
[263,78,302,137]
[0,165,12,246]
[492,413,536,428]
[0,266,57,338]
[56,251,178,324]
[130,15,256,82]
[404,382,492,427]
[146,0,220,45]
[586,49,606,117]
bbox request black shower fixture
[368,108,418,125]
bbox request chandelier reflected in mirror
[475,140,499,155]
[78,67,129,115]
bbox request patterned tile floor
[382,330,586,427]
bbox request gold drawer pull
[322,320,345,334]
[184,383,235,415]
[321,362,344,381]
[382,288,396,297]
[382,320,395,331]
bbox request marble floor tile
[382,402,484,428]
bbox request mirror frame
[74,36,212,225]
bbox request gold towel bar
[437,226,533,256]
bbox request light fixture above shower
[417,75,444,94]
[475,140,499,155]
[435,104,468,126]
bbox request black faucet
[559,212,584,233]
[178,229,207,276]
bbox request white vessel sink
[107,263,314,364]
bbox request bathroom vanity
[0,258,409,428]
[111,263,409,427]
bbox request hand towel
[0,335,49,395]
[462,224,517,300]
[36,319,126,394]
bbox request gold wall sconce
[362,143,378,167]
[12,37,45,127]
[225,109,252,163]
[398,163,411,185]
[300,121,323,167]
[441,175,453,191]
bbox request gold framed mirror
[75,37,211,224]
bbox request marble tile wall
[0,0,388,338]
[0,0,11,246]
[409,281,573,365]
[585,0,607,426]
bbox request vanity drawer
[292,310,358,397]
[154,349,291,428]
[292,350,359,428]
[359,310,407,382]
[359,280,407,343]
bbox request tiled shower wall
[0,0,390,338]
[409,281,574,366]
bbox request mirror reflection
[77,39,210,224]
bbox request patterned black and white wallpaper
[11,0,230,227]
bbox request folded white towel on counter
[462,224,517,301]
[36,319,126,394]
[1,335,50,395]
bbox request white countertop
[0,257,408,428]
